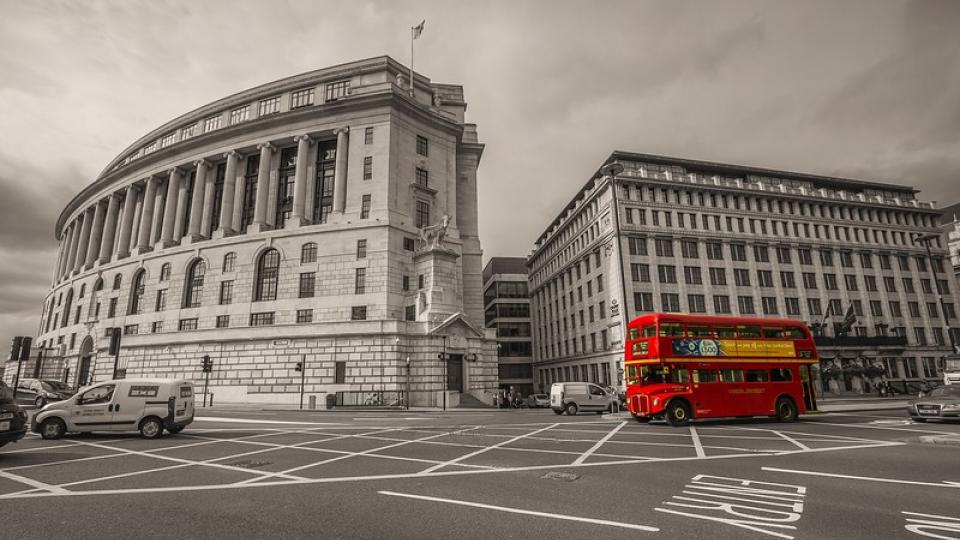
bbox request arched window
[223,252,236,273]
[128,270,146,315]
[79,284,86,299]
[113,274,122,290]
[255,249,280,301]
[60,289,74,328]
[184,259,206,308]
[94,277,104,292]
[160,263,171,281]
[301,243,317,264]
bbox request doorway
[77,336,94,387]
[446,354,463,392]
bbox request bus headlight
[653,398,660,407]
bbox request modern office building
[528,151,960,395]
[482,257,534,396]
[16,56,496,406]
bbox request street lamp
[914,233,959,355]
[600,162,628,348]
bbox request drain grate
[541,471,579,482]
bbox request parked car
[908,385,960,422]
[550,382,618,415]
[527,394,550,408]
[0,381,29,448]
[13,378,75,408]
[32,378,195,439]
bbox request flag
[412,20,425,39]
[839,303,857,334]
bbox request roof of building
[482,257,528,281]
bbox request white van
[32,378,194,439]
[550,382,617,415]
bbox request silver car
[908,385,960,422]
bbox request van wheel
[775,397,798,422]
[167,426,184,435]
[553,409,564,415]
[665,400,691,427]
[565,403,578,416]
[139,417,164,439]
[40,418,66,440]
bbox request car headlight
[942,404,960,411]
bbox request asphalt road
[2,407,958,539]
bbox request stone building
[528,151,960,396]
[16,56,496,407]
[482,257,534,396]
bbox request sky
[1,0,959,346]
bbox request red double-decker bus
[624,313,819,426]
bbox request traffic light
[10,336,22,361]
[108,327,122,355]
[295,361,303,372]
[18,337,32,362]
[201,355,213,373]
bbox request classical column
[187,159,208,240]
[74,207,94,272]
[135,176,158,252]
[128,187,143,253]
[53,238,65,282]
[250,143,274,232]
[230,157,246,233]
[85,200,106,268]
[332,127,349,213]
[116,184,138,258]
[64,220,80,276]
[200,160,216,237]
[174,170,189,242]
[289,134,312,227]
[99,193,121,263]
[159,167,181,247]
[217,150,241,235]
[150,178,165,245]
[58,223,75,279]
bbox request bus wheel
[665,400,690,427]
[775,397,798,422]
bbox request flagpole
[409,26,415,98]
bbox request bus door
[691,368,722,417]
[799,365,818,411]
[718,367,749,416]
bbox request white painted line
[195,416,345,425]
[573,422,627,466]
[378,490,659,532]
[0,470,69,494]
[902,511,960,521]
[771,431,811,451]
[419,423,559,474]
[762,467,960,489]
[354,417,429,421]
[812,421,959,435]
[689,426,706,458]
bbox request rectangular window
[713,295,731,314]
[634,292,654,313]
[403,237,416,251]
[178,318,198,331]
[824,274,838,290]
[123,324,138,335]
[680,240,698,258]
[160,133,175,148]
[416,135,429,156]
[628,236,647,256]
[844,274,858,291]
[363,156,373,180]
[364,126,373,144]
[299,272,316,298]
[219,281,233,305]
[108,298,117,318]
[355,268,366,294]
[734,269,750,287]
[709,268,726,286]
[402,275,410,291]
[808,298,822,316]
[230,105,250,125]
[706,242,723,260]
[250,312,275,326]
[688,294,706,313]
[657,265,677,284]
[654,238,673,257]
[151,321,163,333]
[180,123,197,141]
[335,361,347,383]
[798,248,813,265]
[351,306,367,320]
[405,305,416,321]
[753,245,769,263]
[216,315,229,328]
[762,297,778,315]
[631,263,650,282]
[785,297,801,316]
[780,272,796,288]
[290,87,315,108]
[684,266,702,285]
[776,246,792,264]
[360,194,371,219]
[661,293,681,312]
[738,296,755,315]
[730,244,747,262]
[414,167,429,187]
[356,239,367,259]
[757,270,774,288]
[203,115,221,132]
[325,80,350,101]
[889,301,902,317]
[258,96,281,116]
[296,309,313,323]
[415,200,430,228]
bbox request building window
[276,147,297,227]
[299,272,316,298]
[356,239,367,259]
[654,239,673,257]
[416,135,429,156]
[360,194,371,219]
[159,263,170,282]
[151,321,163,333]
[753,245,769,263]
[128,270,146,315]
[403,237,416,251]
[178,318,198,331]
[123,324,138,335]
[355,268,366,294]
[230,106,250,125]
[363,156,373,180]
[325,80,350,101]
[738,296,755,315]
[113,274,123,290]
[785,297,801,316]
[255,249,281,302]
[628,236,647,256]
[402,275,410,291]
[210,163,226,232]
[296,309,313,323]
[688,294,706,313]
[713,295,731,314]
[657,265,676,284]
[216,315,229,329]
[405,305,416,321]
[160,133,175,148]
[415,200,430,228]
[364,127,373,144]
[680,240,698,259]
[219,281,233,305]
[181,123,197,140]
[631,263,650,282]
[311,140,336,224]
[155,289,167,312]
[183,259,206,308]
[661,293,681,312]
[242,155,260,231]
[258,96,281,116]
[415,167,429,187]
[290,87,315,108]
[730,244,747,262]
[418,274,425,289]
[351,306,367,320]
[250,312,275,326]
[335,361,346,384]
[223,252,236,273]
[706,242,723,260]
[203,115,221,132]
[301,242,317,264]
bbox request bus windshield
[636,364,689,386]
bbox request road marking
[689,426,706,458]
[195,416,345,425]
[0,470,70,494]
[813,421,959,435]
[903,511,960,538]
[573,421,626,465]
[762,467,960,489]
[419,423,559,474]
[378,490,659,532]
[770,431,810,451]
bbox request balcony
[814,335,908,348]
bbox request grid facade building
[482,257,534,396]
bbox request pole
[405,356,411,410]
[919,236,958,355]
[203,369,210,408]
[409,26,415,98]
[12,356,23,401]
[300,353,306,410]
[442,335,447,411]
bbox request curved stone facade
[34,56,496,405]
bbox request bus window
[694,370,719,383]
[745,369,769,382]
[627,327,640,340]
[660,323,684,337]
[783,327,806,339]
[715,326,736,338]
[762,327,785,338]
[737,325,761,338]
[720,368,744,383]
[688,325,712,337]
[771,368,793,382]
[626,365,640,384]
[671,366,690,384]
[641,325,657,337]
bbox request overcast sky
[1,0,958,346]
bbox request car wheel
[40,417,66,440]
[911,417,928,423]
[35,396,46,409]
[775,397,798,422]
[665,400,691,427]
[139,417,164,439]
[553,408,564,415]
[167,426,184,435]
[565,402,579,416]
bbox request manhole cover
[227,460,272,469]
[541,471,579,482]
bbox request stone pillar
[135,176,158,252]
[64,219,80,276]
[288,134,312,227]
[85,200,106,268]
[250,143,274,233]
[187,159,208,240]
[99,193,121,263]
[59,223,76,279]
[128,188,144,253]
[159,168,181,246]
[53,238,65,282]
[150,178,165,246]
[173,169,189,243]
[333,127,349,213]
[199,160,216,238]
[230,157,246,233]
[217,150,240,236]
[74,207,94,272]
[116,184,138,258]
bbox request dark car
[13,378,75,409]
[908,385,960,422]
[0,381,29,448]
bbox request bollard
[309,395,317,410]
[210,393,214,407]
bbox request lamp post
[915,233,958,356]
